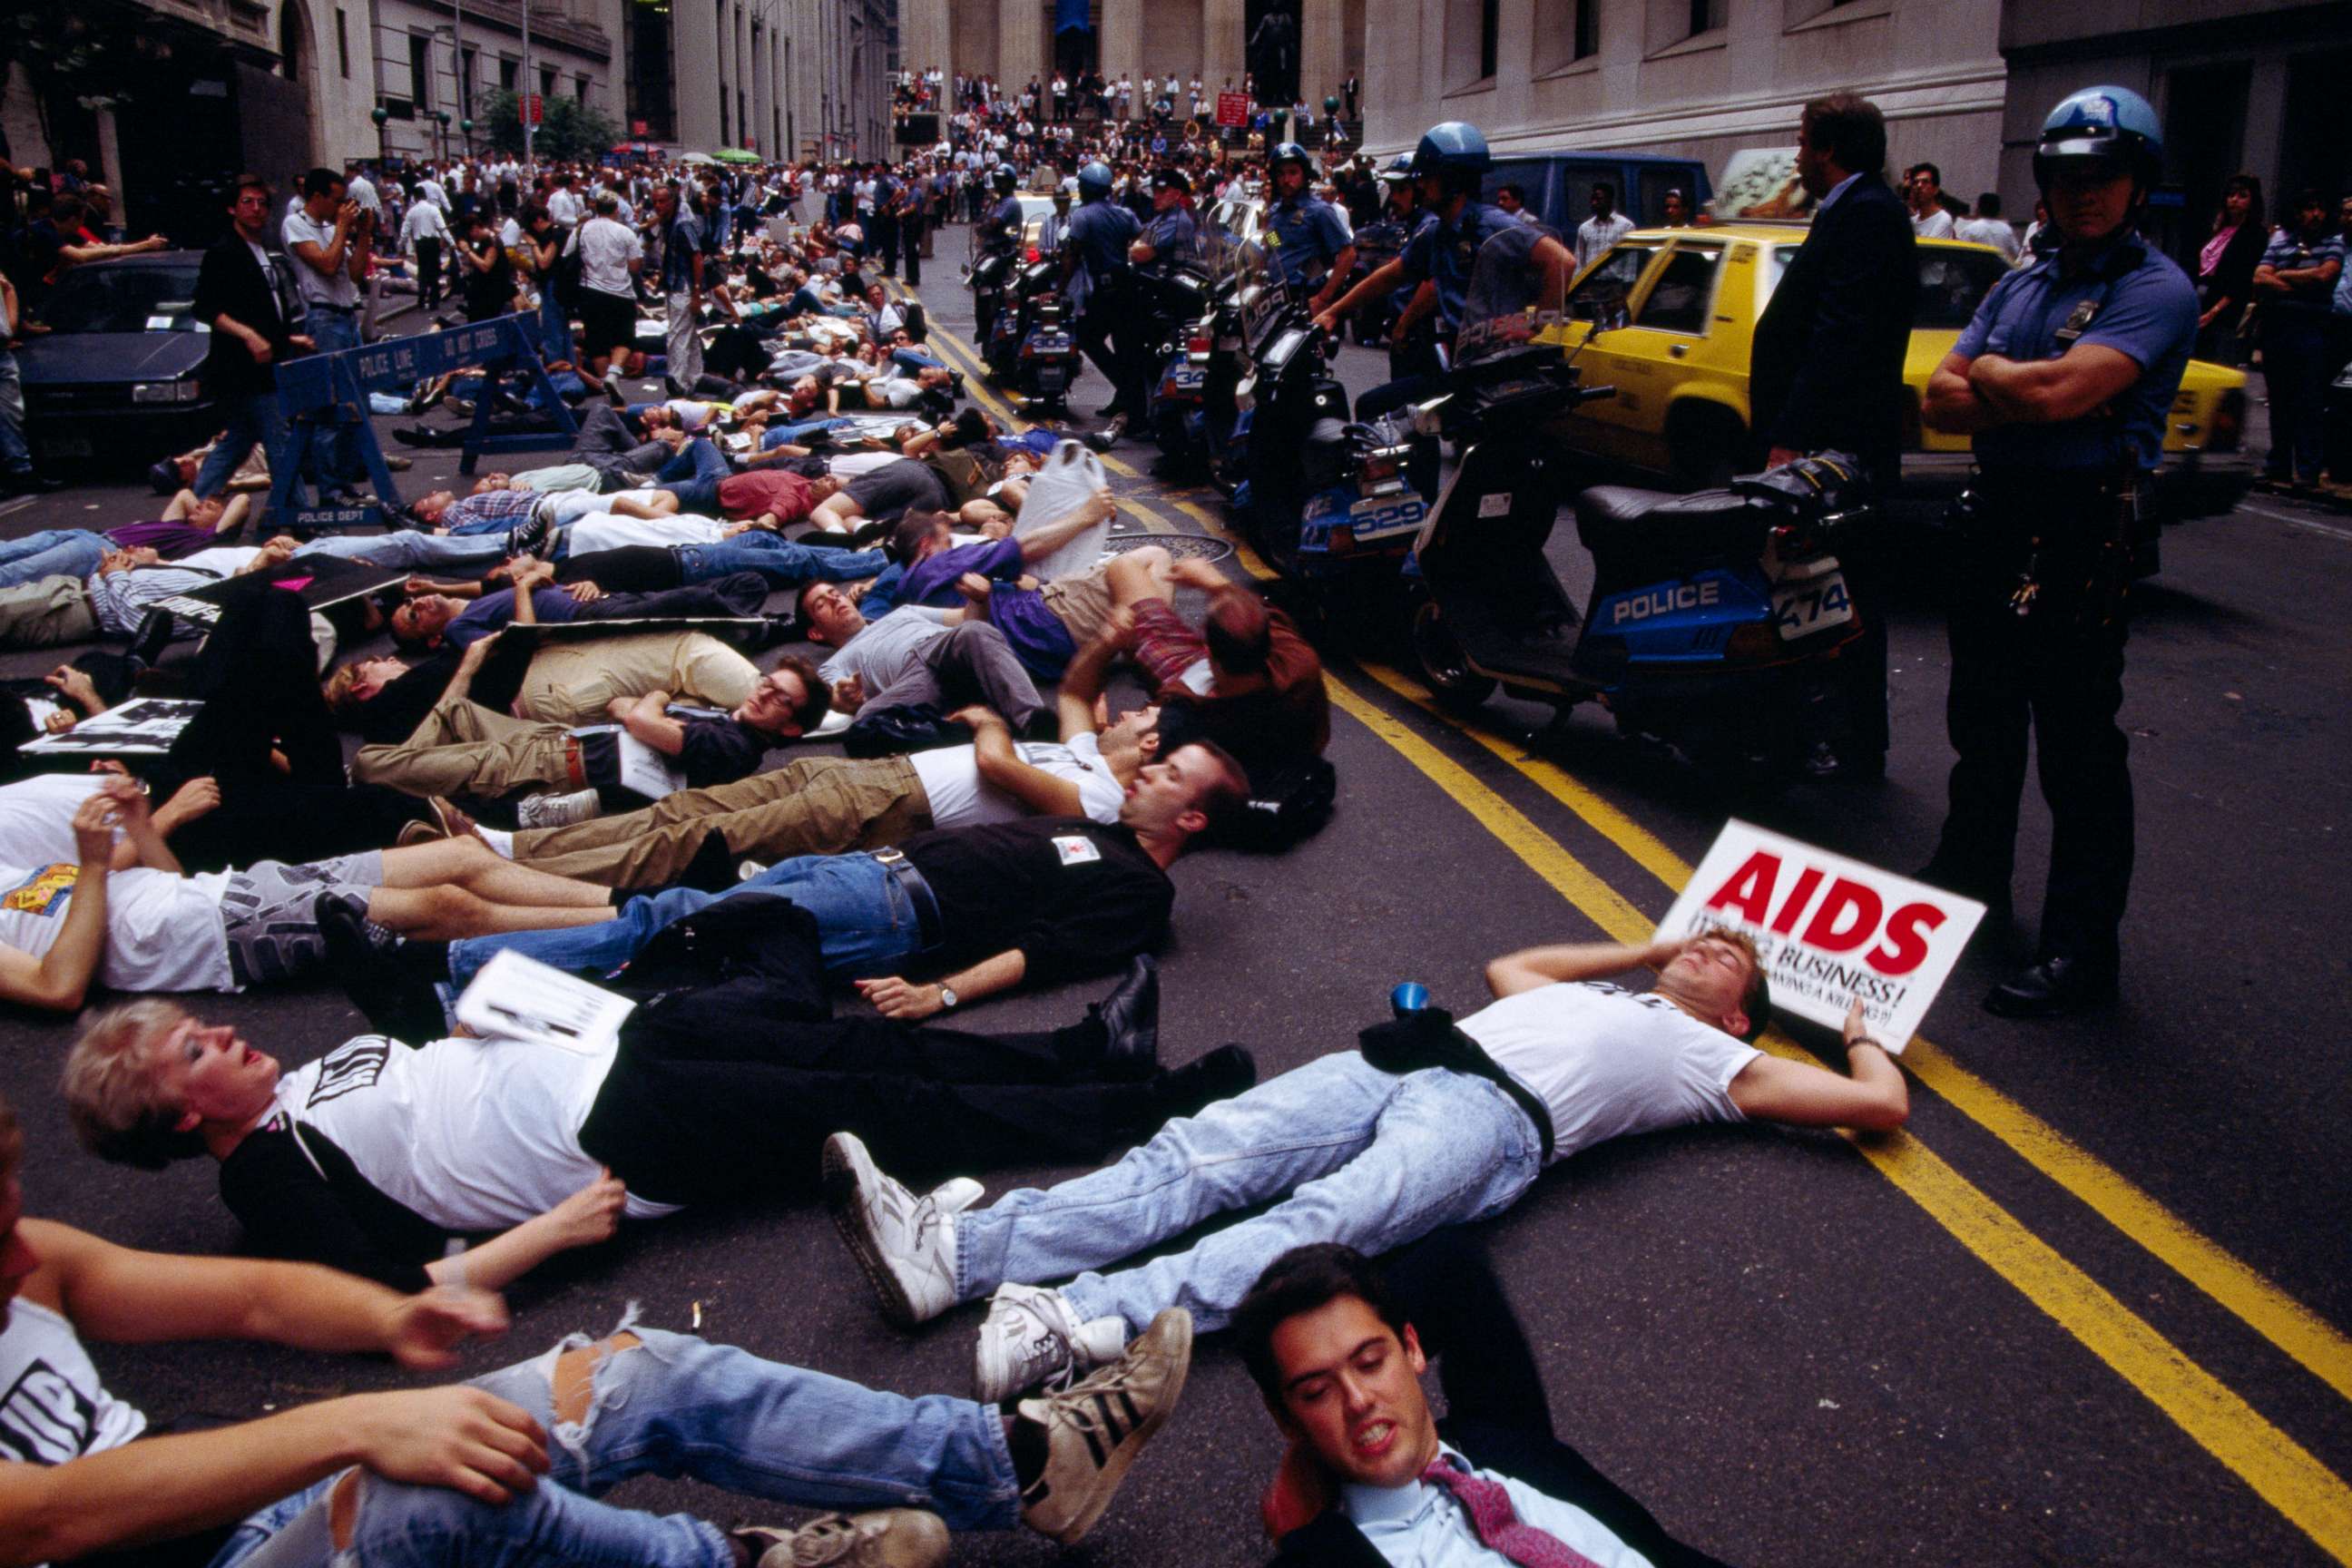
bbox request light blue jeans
[208,1328,1022,1568]
[0,529,106,587]
[955,1054,1544,1335]
[674,535,886,587]
[300,310,366,487]
[293,530,513,571]
[446,849,927,988]
[191,391,293,502]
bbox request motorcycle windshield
[1452,220,1571,367]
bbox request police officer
[1129,167,1200,275]
[1063,161,1142,430]
[1920,85,2197,1019]
[1315,122,1573,425]
[973,166,1025,344]
[1263,141,1355,314]
[1374,152,1441,381]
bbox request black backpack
[1220,757,1338,852]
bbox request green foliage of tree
[474,88,621,162]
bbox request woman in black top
[2194,173,2266,365]
[459,211,515,322]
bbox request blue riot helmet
[1409,121,1492,195]
[1377,153,1415,183]
[1078,162,1115,200]
[1269,142,1314,173]
[993,166,1017,192]
[2033,85,2164,192]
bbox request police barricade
[269,314,582,535]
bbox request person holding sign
[827,929,1906,1404]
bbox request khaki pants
[515,753,932,888]
[351,694,577,799]
[1041,565,1113,646]
[0,575,98,649]
[513,632,759,724]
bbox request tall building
[1355,0,2006,197]
[628,0,891,160]
[897,0,1367,115]
[363,0,628,162]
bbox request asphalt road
[1,222,2347,1566]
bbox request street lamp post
[436,110,452,161]
[371,105,390,169]
[462,118,475,157]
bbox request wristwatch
[937,985,959,1011]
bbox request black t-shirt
[902,816,1171,984]
[463,236,514,317]
[676,711,771,787]
[217,1118,445,1293]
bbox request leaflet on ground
[453,949,635,1056]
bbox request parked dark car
[18,250,296,468]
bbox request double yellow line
[914,303,2352,1558]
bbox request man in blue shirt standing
[1263,142,1354,315]
[2249,188,2345,489]
[652,183,706,395]
[1922,84,2199,1018]
[1063,162,1142,433]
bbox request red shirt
[715,469,818,524]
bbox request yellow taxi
[1547,224,2249,508]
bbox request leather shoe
[1983,956,2117,1019]
[316,893,447,1042]
[1093,956,1159,1081]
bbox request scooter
[982,260,1082,412]
[967,250,1012,355]
[1129,267,1213,468]
[1404,338,1883,780]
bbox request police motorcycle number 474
[1770,572,1853,640]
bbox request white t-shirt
[663,399,724,432]
[576,216,643,299]
[0,774,107,867]
[562,512,729,554]
[400,201,451,249]
[547,188,584,227]
[1912,208,1956,240]
[818,606,953,687]
[0,1298,146,1465]
[910,731,1124,828]
[271,1034,679,1234]
[281,210,360,309]
[1955,215,2021,262]
[543,488,678,527]
[0,861,233,994]
[1457,982,1758,1163]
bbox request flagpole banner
[1655,819,1985,1053]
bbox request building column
[1299,0,1344,109]
[902,0,952,83]
[1101,0,1142,93]
[999,0,1044,93]
[1202,0,1245,94]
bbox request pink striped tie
[1420,1458,1606,1568]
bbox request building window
[576,74,590,103]
[1445,0,1497,88]
[541,65,557,99]
[335,10,350,77]
[461,48,477,110]
[501,55,519,90]
[1573,0,1598,57]
[1687,0,1723,34]
[409,33,433,109]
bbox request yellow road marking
[1353,658,2352,1413]
[1319,671,2352,1563]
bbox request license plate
[41,435,93,458]
[1171,365,1205,390]
[1771,571,1854,640]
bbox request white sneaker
[514,787,600,829]
[975,1282,1129,1404]
[823,1132,964,1328]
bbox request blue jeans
[652,437,733,514]
[0,348,30,473]
[192,390,293,502]
[447,850,927,988]
[299,309,366,487]
[674,536,886,586]
[294,530,514,571]
[955,1053,1544,1335]
[208,1328,1022,1568]
[0,529,106,587]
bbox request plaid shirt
[440,487,546,535]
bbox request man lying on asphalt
[0,1087,1196,1563]
[328,627,771,741]
[828,930,1909,1399]
[799,581,1050,733]
[385,555,773,653]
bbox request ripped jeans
[208,1327,1023,1567]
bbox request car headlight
[132,381,201,405]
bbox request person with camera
[282,167,373,501]
[1920,85,2199,1018]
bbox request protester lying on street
[350,632,828,824]
[797,582,1052,732]
[327,627,772,740]
[828,930,1908,1401]
[385,556,773,653]
[0,1086,1196,1560]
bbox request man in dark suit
[1239,1238,1732,1567]
[190,173,309,501]
[1748,93,1914,777]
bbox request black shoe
[1152,1044,1257,1121]
[1092,956,1159,1081]
[845,518,892,549]
[505,514,551,559]
[1983,956,2117,1019]
[1094,400,1129,418]
[317,893,448,1042]
[1910,860,2012,921]
[1082,430,1116,455]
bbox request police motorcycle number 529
[1770,573,1853,640]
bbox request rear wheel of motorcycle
[1411,599,1495,713]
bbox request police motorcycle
[964,170,1025,356]
[1132,263,1217,463]
[981,258,1083,412]
[1404,224,1885,780]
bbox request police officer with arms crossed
[1265,142,1355,318]
[1315,122,1574,427]
[1920,85,2198,1019]
[1065,162,1143,436]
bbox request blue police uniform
[1067,198,1142,411]
[1926,227,2198,977]
[1265,192,1351,298]
[1136,208,1200,275]
[984,195,1025,256]
[1397,201,1519,332]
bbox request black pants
[902,214,925,286]
[580,1000,1177,1210]
[414,237,443,309]
[573,573,769,625]
[1930,482,2133,966]
[554,544,682,593]
[1076,299,1124,411]
[865,621,1048,731]
[874,212,901,277]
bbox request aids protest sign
[1655,820,1984,1052]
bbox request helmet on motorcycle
[2033,85,2163,191]
[1078,162,1115,198]
[1410,122,1492,198]
[993,166,1017,192]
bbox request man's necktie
[1420,1459,1606,1568]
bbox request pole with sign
[1215,91,1250,129]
